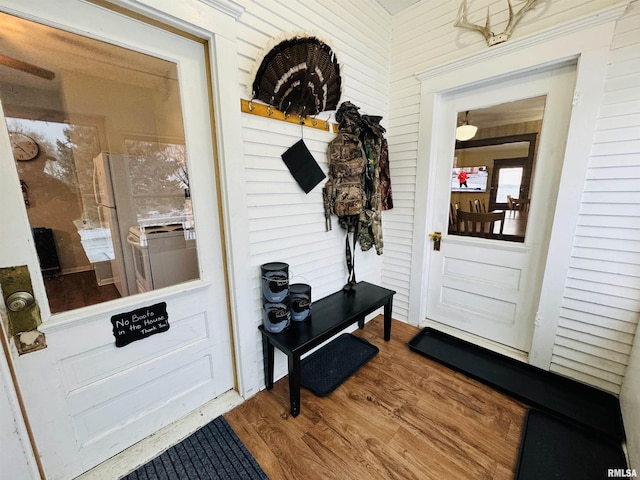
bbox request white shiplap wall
[387,0,640,393]
[234,0,391,385]
[550,2,640,393]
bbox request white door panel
[426,63,576,353]
[0,1,233,479]
[430,239,532,348]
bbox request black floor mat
[515,409,627,480]
[408,327,625,441]
[122,416,268,480]
[301,333,379,397]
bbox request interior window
[0,12,199,313]
[448,96,546,242]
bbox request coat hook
[267,105,273,116]
[248,100,254,112]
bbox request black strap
[343,217,358,292]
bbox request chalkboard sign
[111,302,169,347]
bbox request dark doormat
[301,333,379,397]
[515,409,627,480]
[408,327,625,441]
[122,416,268,480]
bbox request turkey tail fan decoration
[252,35,342,117]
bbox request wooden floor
[225,316,527,480]
[45,270,120,313]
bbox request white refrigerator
[93,152,138,297]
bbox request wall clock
[9,132,39,161]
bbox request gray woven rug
[122,416,268,480]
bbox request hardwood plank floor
[45,270,120,313]
[225,316,527,480]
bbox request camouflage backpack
[323,131,367,221]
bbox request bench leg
[357,316,365,329]
[384,297,393,341]
[288,354,301,417]
[262,334,274,390]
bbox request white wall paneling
[549,0,640,393]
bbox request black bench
[259,281,396,417]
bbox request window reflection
[496,167,523,203]
[448,96,546,242]
[124,140,192,224]
[0,12,199,313]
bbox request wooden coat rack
[240,99,338,133]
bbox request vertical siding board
[560,307,639,335]
[550,1,640,392]
[552,345,627,376]
[551,363,622,394]
[558,317,635,345]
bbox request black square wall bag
[281,139,326,193]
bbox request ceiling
[459,96,547,130]
[0,12,176,99]
[374,0,421,15]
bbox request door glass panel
[0,12,200,313]
[449,96,546,242]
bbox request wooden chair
[473,198,486,213]
[517,198,530,213]
[507,195,530,213]
[449,202,460,232]
[456,209,505,239]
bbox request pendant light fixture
[456,111,478,141]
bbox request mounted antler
[455,0,538,46]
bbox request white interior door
[0,2,233,479]
[425,63,576,353]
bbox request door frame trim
[84,0,260,401]
[409,2,628,369]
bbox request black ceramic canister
[261,262,289,303]
[262,302,291,333]
[289,283,311,321]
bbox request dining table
[500,209,528,239]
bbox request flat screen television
[451,166,489,192]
